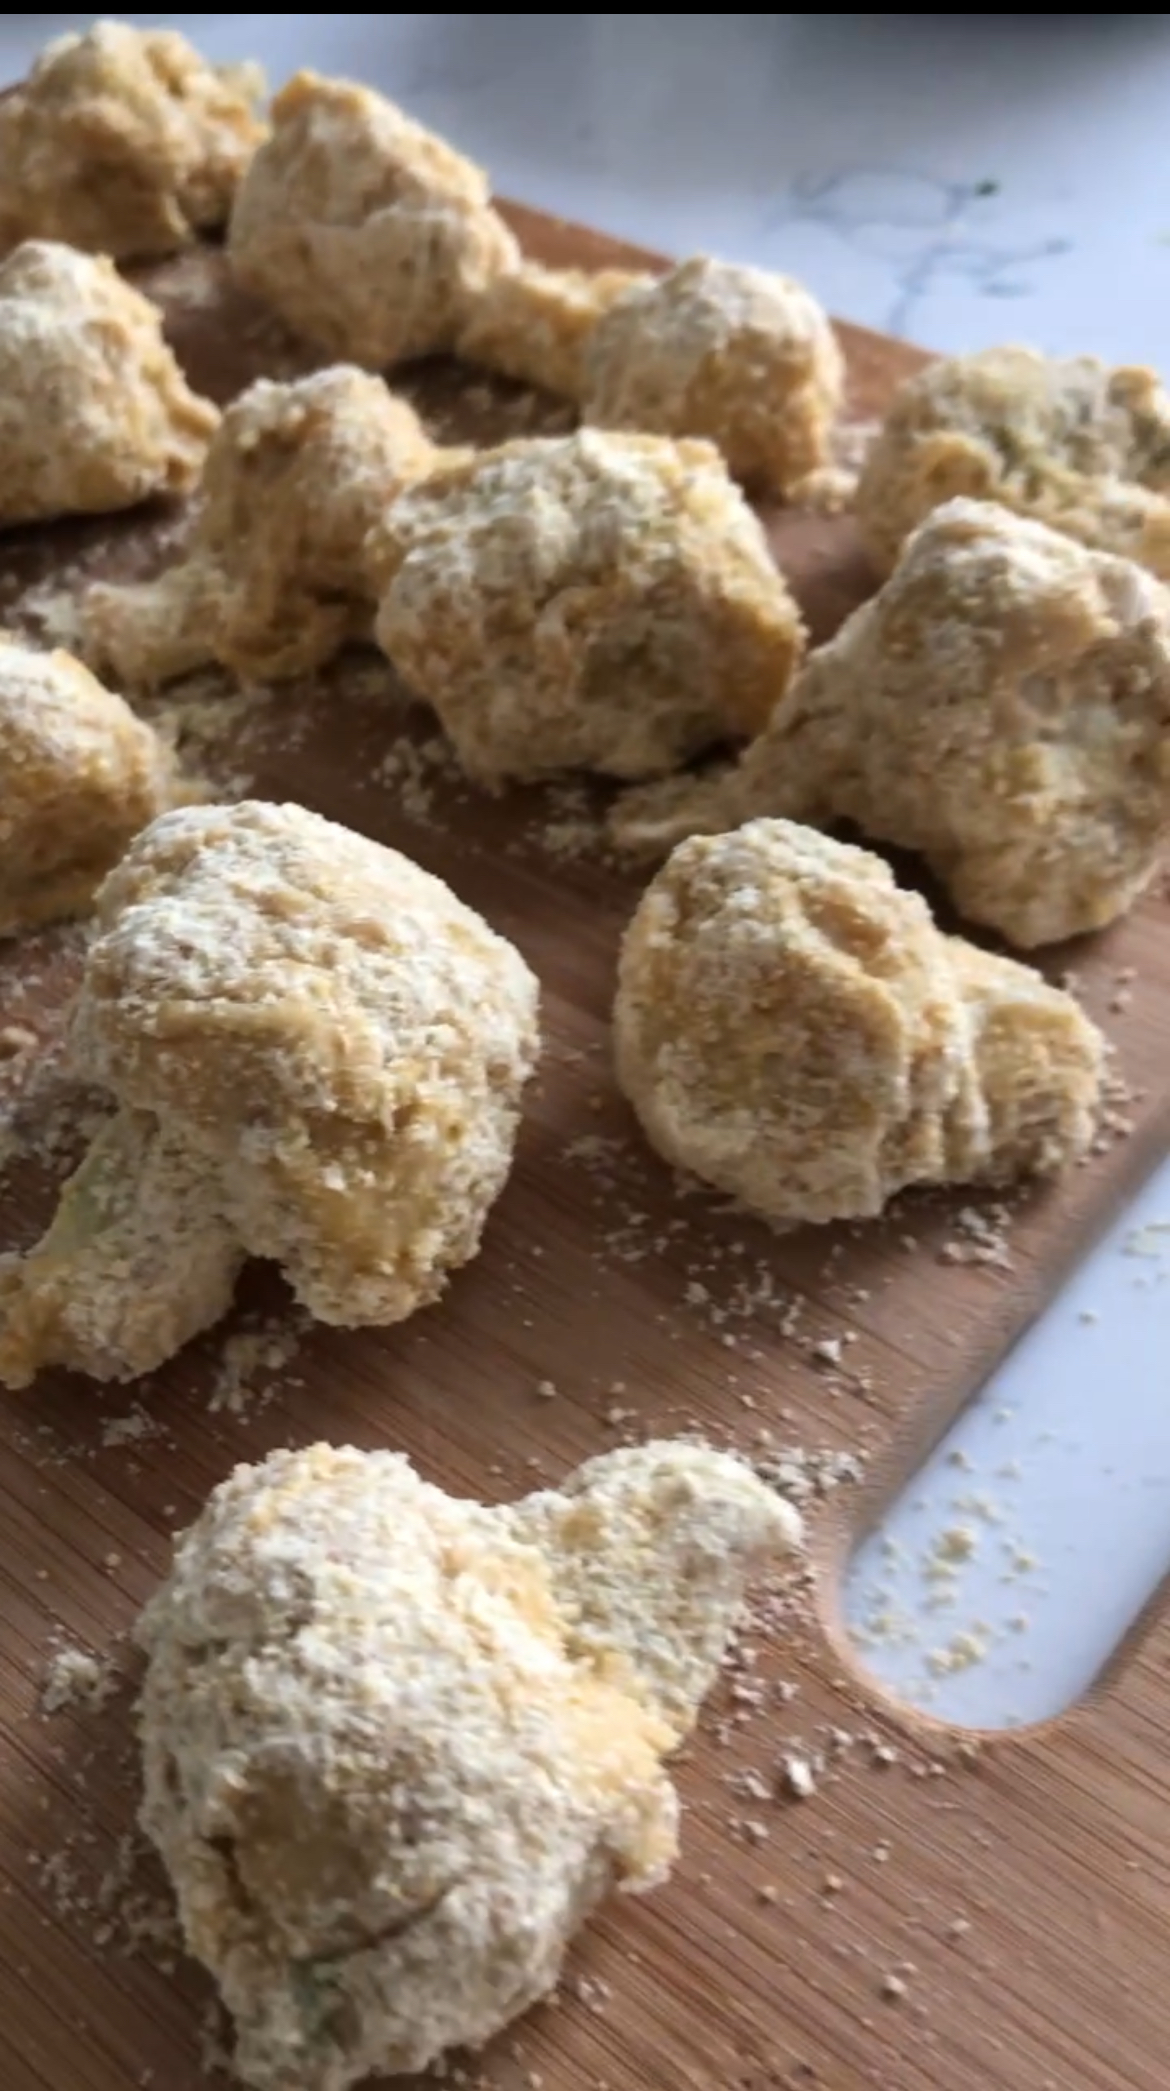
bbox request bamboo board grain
[0,202,1168,2091]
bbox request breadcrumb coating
[457,261,648,399]
[83,367,441,687]
[583,256,843,496]
[0,634,179,940]
[611,499,1170,948]
[856,344,1170,580]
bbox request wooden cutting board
[1,201,1167,2091]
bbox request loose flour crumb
[779,1752,817,1799]
[100,1405,162,1449]
[207,1312,308,1416]
[41,1645,118,1714]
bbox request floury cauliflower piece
[610,499,1170,948]
[83,367,446,687]
[136,1438,801,2090]
[855,343,1170,580]
[583,255,843,497]
[614,818,1103,1229]
[0,801,540,1386]
[0,633,180,939]
[0,240,217,526]
[0,19,266,261]
[228,70,518,368]
[370,428,804,787]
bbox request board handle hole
[839,1153,1170,1730]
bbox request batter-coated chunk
[457,261,648,399]
[136,1438,800,2091]
[0,241,218,527]
[855,344,1170,580]
[228,70,519,368]
[370,429,805,786]
[614,819,1103,1229]
[583,256,844,497]
[612,499,1170,948]
[0,19,266,262]
[83,367,441,687]
[0,802,540,1387]
[0,634,178,939]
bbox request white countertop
[6,12,1170,1730]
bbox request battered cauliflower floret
[0,241,218,527]
[582,257,844,497]
[456,261,649,399]
[0,19,267,262]
[136,1438,801,2091]
[610,499,1170,947]
[855,344,1170,580]
[746,499,1170,946]
[369,429,805,787]
[0,634,180,938]
[228,70,519,368]
[0,801,540,1388]
[614,819,1103,1229]
[82,368,442,688]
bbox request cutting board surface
[0,202,1168,2091]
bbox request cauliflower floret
[370,429,805,787]
[610,499,1170,948]
[0,240,218,526]
[614,818,1103,1229]
[0,633,180,938]
[457,261,649,399]
[0,19,266,262]
[0,801,540,1387]
[583,256,843,497]
[228,70,518,368]
[136,1438,800,2091]
[82,367,446,687]
[855,344,1170,580]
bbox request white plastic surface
[844,1150,1170,1729]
